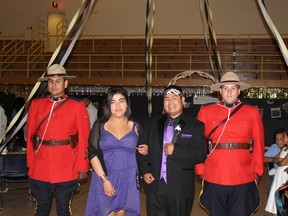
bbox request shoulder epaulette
[240,101,258,108]
[34,95,48,100]
[201,102,217,107]
[68,96,81,102]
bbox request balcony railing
[0,34,287,87]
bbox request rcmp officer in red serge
[195,72,264,216]
[26,64,90,216]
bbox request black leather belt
[42,140,70,147]
[212,143,250,151]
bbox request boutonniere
[172,123,183,144]
[175,124,182,136]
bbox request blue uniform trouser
[30,178,79,216]
[199,180,260,216]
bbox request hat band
[46,73,67,77]
[221,80,239,83]
[165,88,182,95]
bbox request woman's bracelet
[99,174,109,183]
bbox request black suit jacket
[137,112,207,197]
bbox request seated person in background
[275,129,288,216]
[265,129,288,215]
[265,128,286,193]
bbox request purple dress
[85,123,140,216]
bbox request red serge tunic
[195,102,264,185]
[26,96,90,183]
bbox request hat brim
[210,81,251,91]
[38,75,76,82]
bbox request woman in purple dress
[86,86,147,216]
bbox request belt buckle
[48,140,54,147]
[228,142,233,151]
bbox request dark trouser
[30,178,79,216]
[199,180,260,216]
[146,192,193,216]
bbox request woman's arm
[90,156,115,196]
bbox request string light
[0,84,287,99]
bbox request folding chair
[0,153,29,210]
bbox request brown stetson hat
[210,71,251,91]
[38,64,76,82]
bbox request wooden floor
[0,170,273,216]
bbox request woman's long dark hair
[100,86,132,123]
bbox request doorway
[47,10,65,52]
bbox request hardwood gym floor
[0,170,272,216]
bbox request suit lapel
[158,115,166,149]
[173,117,186,144]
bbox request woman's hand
[137,144,148,155]
[103,180,116,196]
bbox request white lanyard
[34,101,56,154]
[208,108,231,156]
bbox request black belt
[212,143,250,151]
[42,140,70,147]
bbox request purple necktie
[160,119,174,183]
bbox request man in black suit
[137,85,207,216]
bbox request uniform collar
[219,100,240,108]
[49,94,67,102]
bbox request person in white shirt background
[82,97,98,129]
